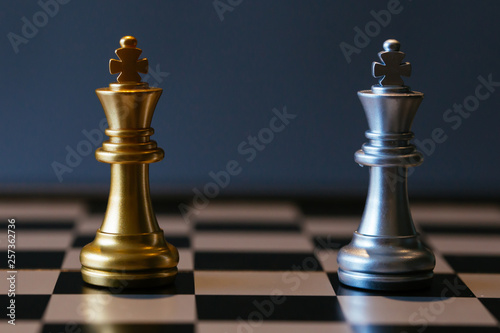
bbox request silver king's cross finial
[372,39,411,86]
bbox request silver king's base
[337,232,434,290]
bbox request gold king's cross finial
[109,36,148,83]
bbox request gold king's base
[81,267,177,289]
[79,36,179,288]
[80,230,179,288]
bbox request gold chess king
[80,36,179,288]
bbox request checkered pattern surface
[1,199,500,333]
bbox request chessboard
[1,198,500,333]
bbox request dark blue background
[1,0,499,197]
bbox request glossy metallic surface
[80,36,179,288]
[337,40,435,290]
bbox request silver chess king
[337,39,435,290]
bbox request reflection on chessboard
[0,200,500,333]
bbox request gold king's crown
[110,36,148,83]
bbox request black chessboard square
[0,251,65,269]
[480,298,500,322]
[195,222,300,232]
[444,255,500,273]
[420,225,500,235]
[165,236,191,248]
[195,252,322,271]
[328,273,474,298]
[54,271,194,295]
[196,295,344,321]
[313,236,351,250]
[42,324,195,333]
[1,295,50,319]
[72,235,94,247]
[0,220,74,230]
[299,200,364,216]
